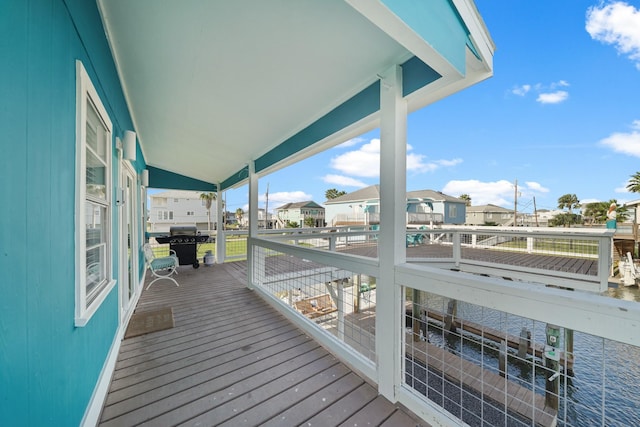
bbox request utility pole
[514,179,518,226]
[533,196,539,227]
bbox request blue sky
[167,1,640,215]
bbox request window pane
[86,149,107,200]
[86,99,107,161]
[85,202,107,306]
[85,202,106,246]
[86,244,106,305]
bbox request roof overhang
[98,0,494,191]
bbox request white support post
[247,162,259,290]
[215,184,225,264]
[338,279,345,341]
[453,231,461,268]
[377,64,407,400]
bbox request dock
[406,337,558,427]
[422,309,573,369]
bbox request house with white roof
[324,184,466,227]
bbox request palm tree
[583,202,607,225]
[626,172,640,193]
[235,208,244,227]
[200,192,216,231]
[459,194,471,206]
[557,194,581,227]
[325,188,347,200]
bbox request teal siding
[383,0,469,75]
[148,166,217,192]
[0,0,137,424]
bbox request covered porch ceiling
[98,0,494,191]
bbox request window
[75,61,115,326]
[158,210,174,220]
[448,205,458,217]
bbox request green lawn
[195,236,248,261]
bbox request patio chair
[143,243,180,289]
[406,233,424,247]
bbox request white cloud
[335,137,365,149]
[442,180,515,206]
[330,139,380,177]
[536,90,569,104]
[322,174,368,188]
[615,183,630,193]
[524,181,550,193]
[580,198,601,205]
[599,121,640,156]
[512,84,531,96]
[330,138,462,177]
[586,1,640,70]
[511,81,570,104]
[442,179,549,207]
[259,191,312,206]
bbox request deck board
[99,262,425,427]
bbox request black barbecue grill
[155,226,208,268]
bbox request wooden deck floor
[99,263,426,427]
[339,242,599,277]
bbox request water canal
[414,284,640,427]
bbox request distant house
[275,201,325,228]
[149,190,217,232]
[465,204,514,226]
[235,208,270,229]
[526,209,563,227]
[324,185,466,227]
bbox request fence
[245,226,639,427]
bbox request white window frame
[75,60,116,327]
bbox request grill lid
[170,225,197,236]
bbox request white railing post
[247,162,258,290]
[453,230,461,267]
[338,279,345,340]
[329,234,336,251]
[527,236,534,253]
[471,233,477,248]
[215,185,225,264]
[599,235,613,292]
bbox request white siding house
[149,190,217,232]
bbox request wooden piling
[565,328,575,375]
[499,340,507,378]
[518,327,531,359]
[545,356,559,410]
[444,299,457,335]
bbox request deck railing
[247,226,639,427]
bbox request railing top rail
[440,225,616,238]
[264,230,379,241]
